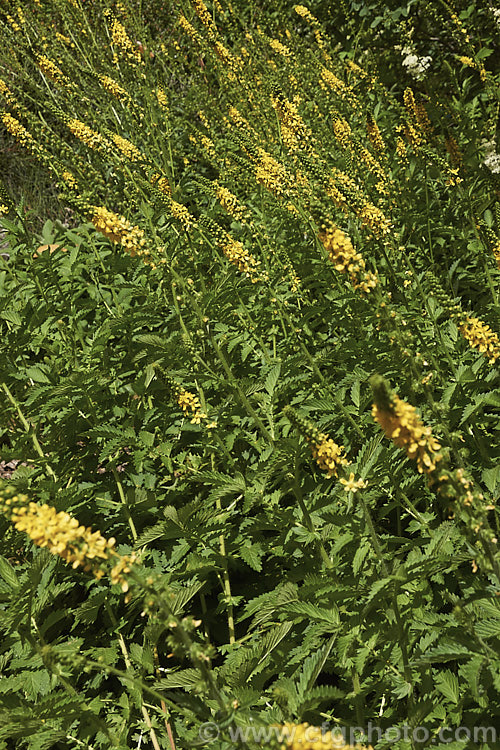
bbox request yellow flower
[169,199,195,230]
[109,16,142,64]
[459,315,500,364]
[192,0,214,29]
[179,14,202,44]
[366,115,385,153]
[445,167,462,186]
[177,389,206,423]
[223,237,262,282]
[358,202,392,237]
[396,136,409,164]
[100,74,128,100]
[0,79,17,108]
[372,395,442,474]
[321,68,346,94]
[215,184,246,221]
[340,473,367,493]
[67,118,109,152]
[91,206,146,257]
[36,55,70,86]
[272,94,310,153]
[151,174,171,196]
[1,113,34,148]
[110,133,142,161]
[156,87,169,112]
[309,434,349,478]
[333,116,351,148]
[319,225,378,293]
[255,149,291,197]
[0,492,135,592]
[61,170,77,189]
[293,5,317,22]
[269,38,291,58]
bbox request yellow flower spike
[372,391,442,475]
[91,206,146,257]
[357,202,392,237]
[459,315,500,364]
[293,5,317,23]
[1,112,34,148]
[255,148,291,197]
[66,118,109,152]
[61,170,77,190]
[109,16,142,64]
[110,133,142,162]
[319,225,378,293]
[333,116,352,148]
[36,55,70,87]
[99,74,129,101]
[0,491,135,592]
[151,174,171,196]
[169,199,196,231]
[179,14,202,44]
[321,68,346,94]
[396,135,409,164]
[309,433,350,478]
[192,0,215,30]
[222,237,262,282]
[156,87,169,113]
[269,38,291,58]
[271,93,310,153]
[366,114,385,153]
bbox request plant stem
[1,382,57,481]
[291,452,334,571]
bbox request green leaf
[474,619,500,639]
[435,669,460,703]
[264,362,281,396]
[240,543,263,571]
[0,556,19,590]
[350,380,360,408]
[482,466,500,494]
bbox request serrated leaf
[25,366,51,384]
[285,601,340,626]
[0,555,19,589]
[240,543,263,571]
[352,539,370,576]
[435,669,460,703]
[154,668,200,690]
[0,310,22,325]
[482,466,500,494]
[350,380,360,408]
[296,635,336,704]
[474,619,500,639]
[264,362,281,396]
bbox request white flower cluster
[401,47,432,80]
[492,8,500,25]
[481,139,500,174]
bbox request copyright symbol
[199,722,219,743]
